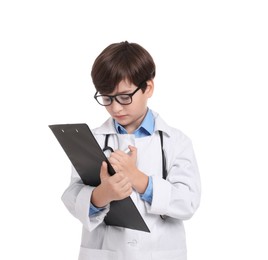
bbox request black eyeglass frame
[94,81,147,106]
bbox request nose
[109,99,123,113]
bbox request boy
[62,41,201,260]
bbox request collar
[93,109,172,138]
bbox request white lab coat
[62,110,201,260]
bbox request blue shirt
[89,109,154,216]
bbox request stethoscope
[103,134,114,153]
[102,131,167,180]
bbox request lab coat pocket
[152,249,187,260]
[78,247,118,260]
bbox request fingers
[111,172,128,184]
[109,151,124,163]
[128,145,137,154]
[120,181,132,197]
[109,173,132,199]
[109,147,137,165]
[112,164,119,173]
[128,145,137,160]
[100,161,110,180]
[116,175,132,198]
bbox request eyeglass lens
[99,94,132,105]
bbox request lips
[114,115,127,120]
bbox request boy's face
[105,79,154,134]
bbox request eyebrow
[105,89,135,95]
[117,90,133,94]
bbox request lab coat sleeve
[146,134,201,220]
[61,166,110,232]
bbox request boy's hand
[109,145,137,172]
[91,161,132,208]
[109,145,149,194]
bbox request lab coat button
[127,239,138,247]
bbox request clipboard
[49,123,150,232]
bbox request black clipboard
[49,123,150,232]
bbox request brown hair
[91,41,155,94]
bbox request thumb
[100,161,110,180]
[128,145,137,158]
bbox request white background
[1,0,267,259]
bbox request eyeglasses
[94,82,146,106]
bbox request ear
[145,79,154,98]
